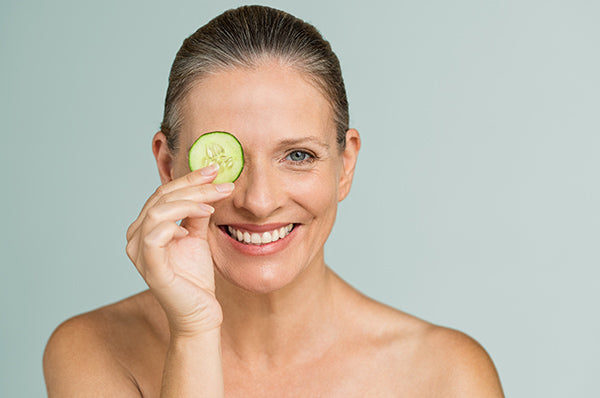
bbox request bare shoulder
[366,301,504,397]
[419,324,505,397]
[340,287,504,397]
[43,290,166,397]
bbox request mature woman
[44,5,503,397]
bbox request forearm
[160,328,224,398]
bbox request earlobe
[338,128,361,202]
[152,131,175,184]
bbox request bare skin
[44,284,503,397]
[43,61,504,397]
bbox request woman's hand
[125,163,234,337]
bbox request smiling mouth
[222,224,295,245]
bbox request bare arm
[161,330,224,397]
[44,164,231,397]
[43,314,225,398]
[125,163,231,397]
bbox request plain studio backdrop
[1,0,598,396]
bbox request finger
[127,180,233,241]
[146,164,221,212]
[129,183,232,241]
[141,221,187,288]
[127,217,190,280]
[156,183,235,207]
[127,165,219,241]
[139,200,214,239]
[125,238,143,276]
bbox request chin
[214,259,302,295]
[208,220,316,295]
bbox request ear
[152,131,175,184]
[338,128,361,202]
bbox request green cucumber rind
[188,131,244,184]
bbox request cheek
[285,168,339,218]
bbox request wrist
[169,325,222,342]
[162,325,224,397]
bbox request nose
[231,160,283,220]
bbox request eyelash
[284,150,316,166]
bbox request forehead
[179,63,336,150]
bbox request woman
[43,5,504,397]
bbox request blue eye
[286,150,312,162]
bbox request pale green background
[1,0,599,396]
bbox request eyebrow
[276,136,330,150]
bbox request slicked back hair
[160,5,349,153]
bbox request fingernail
[200,163,219,176]
[199,203,215,213]
[214,182,235,193]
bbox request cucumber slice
[188,131,244,184]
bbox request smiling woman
[42,5,504,397]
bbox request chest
[133,355,439,398]
[220,349,436,398]
[125,332,438,397]
[223,363,387,397]
[130,349,407,398]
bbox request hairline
[165,56,345,155]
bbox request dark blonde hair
[160,5,349,152]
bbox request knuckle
[154,191,171,206]
[197,183,211,193]
[155,185,167,196]
[126,223,136,241]
[190,185,210,200]
[125,249,134,263]
[142,234,155,248]
[146,207,159,221]
[185,173,196,184]
[125,240,134,258]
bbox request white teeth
[226,223,294,245]
[262,231,272,243]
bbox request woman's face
[158,61,359,294]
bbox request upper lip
[219,223,295,233]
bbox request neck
[215,250,341,367]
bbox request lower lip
[220,225,298,256]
